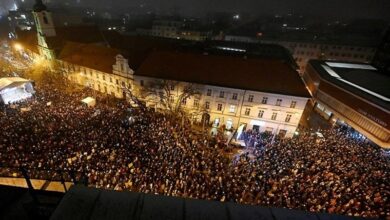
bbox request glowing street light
[13,43,23,51]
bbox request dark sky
[1,0,390,20]
[165,0,390,19]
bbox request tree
[122,82,147,110]
[140,79,201,118]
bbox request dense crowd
[0,72,389,218]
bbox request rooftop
[58,42,121,74]
[309,60,390,110]
[137,50,310,97]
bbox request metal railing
[0,165,88,202]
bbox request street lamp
[13,43,23,51]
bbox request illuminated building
[14,1,311,137]
[32,0,56,60]
[303,60,390,148]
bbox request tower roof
[33,0,47,12]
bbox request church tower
[32,0,56,59]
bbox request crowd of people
[0,70,389,218]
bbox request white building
[17,0,311,137]
[133,51,310,137]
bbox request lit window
[290,101,297,108]
[285,114,292,122]
[217,104,223,111]
[219,91,224,98]
[229,105,236,113]
[261,97,268,104]
[276,99,282,106]
[258,110,264,118]
[232,93,238,100]
[244,108,250,116]
[206,89,212,96]
[248,95,254,102]
[271,112,277,120]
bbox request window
[258,110,264,118]
[285,114,292,122]
[206,89,212,96]
[140,80,144,86]
[205,101,210,109]
[181,98,187,105]
[193,99,199,107]
[232,93,238,100]
[229,105,236,113]
[103,75,106,81]
[217,104,223,111]
[110,77,113,83]
[219,91,224,98]
[43,15,49,24]
[248,95,254,102]
[116,79,119,85]
[169,96,174,103]
[276,99,282,106]
[271,112,277,120]
[261,97,268,104]
[290,101,297,108]
[244,108,251,116]
[170,85,175,91]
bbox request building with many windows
[134,50,310,137]
[262,40,377,74]
[136,19,212,41]
[303,60,390,148]
[15,0,311,137]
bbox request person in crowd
[0,71,388,219]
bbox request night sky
[1,0,390,20]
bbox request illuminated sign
[358,109,388,127]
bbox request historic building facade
[16,0,310,138]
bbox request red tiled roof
[136,51,311,97]
[58,42,121,73]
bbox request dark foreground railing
[50,185,369,220]
[0,165,88,203]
